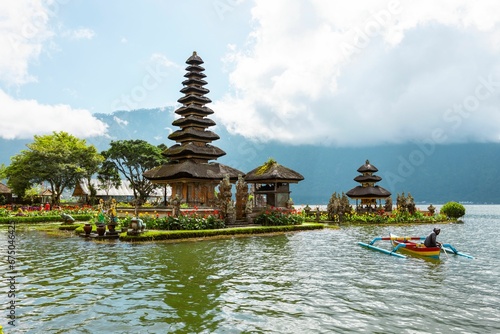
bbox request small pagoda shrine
[346,159,391,212]
[144,51,243,206]
[245,158,304,208]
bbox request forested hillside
[2,107,499,204]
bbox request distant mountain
[2,107,500,204]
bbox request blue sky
[2,0,500,146]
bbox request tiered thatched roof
[144,160,243,181]
[162,51,226,163]
[144,51,243,186]
[346,160,391,200]
[245,159,304,183]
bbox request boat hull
[391,235,440,259]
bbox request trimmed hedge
[119,224,325,242]
[0,214,93,224]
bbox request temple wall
[171,182,218,206]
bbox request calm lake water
[1,205,499,333]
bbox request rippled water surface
[1,205,499,333]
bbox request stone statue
[327,192,339,220]
[108,198,118,224]
[339,193,351,218]
[245,195,254,223]
[171,194,181,217]
[407,193,416,215]
[397,193,408,213]
[245,195,253,213]
[97,198,106,224]
[235,174,248,220]
[327,192,351,221]
[61,212,75,224]
[384,197,393,212]
[304,204,311,216]
[217,174,232,219]
[226,200,236,224]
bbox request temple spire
[143,51,244,207]
[346,159,391,211]
[164,51,226,163]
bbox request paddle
[441,243,449,258]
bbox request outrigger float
[358,234,474,259]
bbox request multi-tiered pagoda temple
[346,160,391,211]
[144,52,243,206]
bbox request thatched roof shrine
[245,159,304,183]
[245,159,304,208]
[346,159,391,210]
[0,182,12,203]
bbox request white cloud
[214,0,500,146]
[0,1,106,140]
[113,116,128,126]
[62,27,95,40]
[0,0,52,86]
[150,53,182,70]
[0,89,108,140]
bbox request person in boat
[424,228,441,248]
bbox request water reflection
[0,205,499,333]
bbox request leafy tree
[97,160,122,199]
[0,163,6,181]
[5,132,103,204]
[5,153,35,199]
[440,201,466,219]
[101,139,167,205]
[23,186,41,204]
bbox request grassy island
[0,202,464,243]
[118,223,325,242]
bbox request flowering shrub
[342,209,447,224]
[0,205,95,218]
[254,208,304,226]
[113,207,224,230]
[146,212,225,230]
[0,208,10,218]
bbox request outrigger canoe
[358,234,473,259]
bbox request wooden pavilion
[346,159,391,212]
[40,189,53,204]
[144,52,243,206]
[245,159,304,208]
